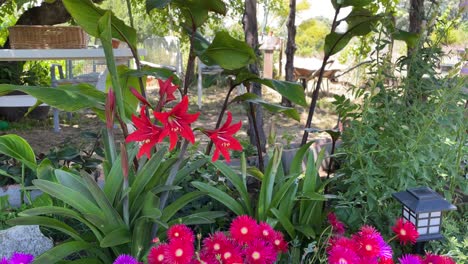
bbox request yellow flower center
[224,252,232,259]
[174,232,179,237]
[339,257,348,264]
[157,254,164,261]
[275,239,280,246]
[214,243,220,250]
[252,251,261,260]
[263,230,269,236]
[241,227,248,235]
[365,244,372,251]
[400,229,407,236]
[175,249,183,257]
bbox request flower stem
[152,140,189,237]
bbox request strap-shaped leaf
[100,227,131,247]
[270,208,296,239]
[0,134,36,170]
[231,93,301,121]
[161,191,206,222]
[258,147,282,221]
[7,216,83,242]
[168,211,226,225]
[34,241,99,264]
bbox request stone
[0,225,53,259]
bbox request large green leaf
[124,66,182,86]
[160,191,206,222]
[63,0,137,48]
[191,181,246,216]
[270,208,296,238]
[0,84,105,112]
[200,31,256,70]
[332,0,372,8]
[0,134,36,170]
[168,211,226,225]
[7,216,83,242]
[393,29,419,49]
[211,160,253,216]
[100,227,130,247]
[231,93,300,121]
[146,0,172,12]
[345,8,377,36]
[254,78,307,107]
[37,159,55,181]
[324,32,352,56]
[172,0,226,27]
[257,147,282,221]
[34,241,100,264]
[289,141,315,175]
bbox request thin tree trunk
[282,0,296,107]
[243,0,266,155]
[408,0,424,56]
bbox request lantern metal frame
[392,186,456,242]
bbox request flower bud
[105,89,115,129]
[120,143,129,180]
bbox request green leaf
[200,31,256,70]
[141,191,162,221]
[146,0,172,12]
[270,174,300,209]
[124,66,182,86]
[211,160,253,216]
[332,0,372,8]
[0,134,36,170]
[295,225,316,239]
[324,32,352,56]
[37,159,55,181]
[100,227,130,247]
[258,147,282,221]
[161,191,206,222]
[393,29,419,49]
[191,181,246,216]
[345,8,377,36]
[254,78,307,107]
[0,169,20,183]
[0,84,105,112]
[270,208,296,238]
[7,216,83,242]
[63,0,137,48]
[231,93,300,121]
[33,241,97,264]
[168,211,226,225]
[289,141,315,175]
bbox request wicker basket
[8,26,88,49]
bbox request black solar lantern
[392,187,456,243]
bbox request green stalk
[20,163,25,207]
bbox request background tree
[243,0,267,168]
[281,0,296,107]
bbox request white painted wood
[0,95,47,107]
[0,48,147,61]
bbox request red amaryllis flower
[229,215,259,244]
[154,96,200,150]
[158,77,178,104]
[271,230,288,253]
[245,239,278,264]
[391,218,419,245]
[126,106,163,159]
[423,254,456,264]
[328,245,360,264]
[147,244,168,264]
[258,222,275,241]
[327,212,346,236]
[164,239,195,264]
[203,112,242,162]
[167,224,195,243]
[399,254,422,264]
[379,257,394,264]
[203,231,230,255]
[130,87,151,107]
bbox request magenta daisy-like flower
[229,215,259,244]
[399,254,422,264]
[196,250,219,264]
[423,253,456,264]
[392,218,419,245]
[271,230,288,253]
[9,253,34,264]
[147,244,168,264]
[327,237,358,253]
[167,224,195,243]
[164,239,195,264]
[0,258,9,264]
[328,212,346,235]
[219,244,243,264]
[328,245,360,264]
[356,234,382,259]
[379,257,395,264]
[113,254,140,264]
[203,231,230,255]
[258,222,275,242]
[245,239,278,264]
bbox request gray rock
[0,184,42,208]
[0,225,53,259]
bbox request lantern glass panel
[429,226,439,234]
[431,211,441,217]
[418,219,428,226]
[419,212,429,218]
[403,210,409,219]
[430,218,440,225]
[410,215,416,224]
[418,227,428,235]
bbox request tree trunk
[243,0,266,153]
[408,0,424,56]
[282,0,296,107]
